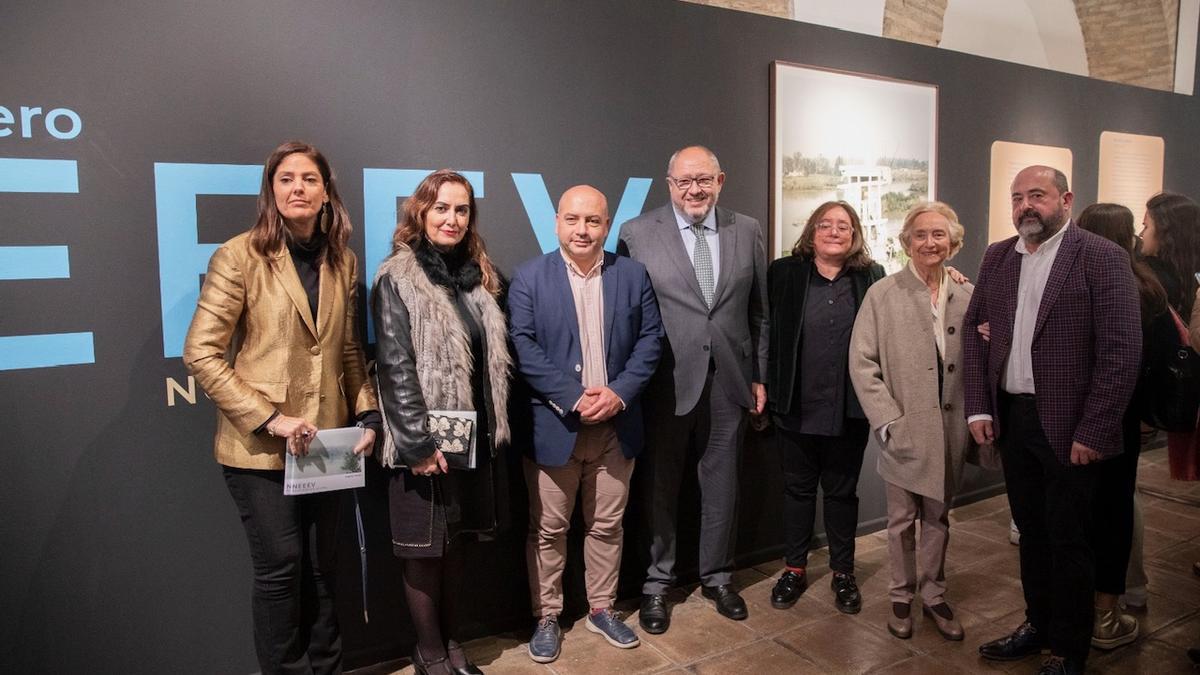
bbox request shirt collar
[1016,220,1070,256]
[673,204,717,233]
[559,248,604,278]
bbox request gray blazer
[849,268,973,502]
[617,204,769,415]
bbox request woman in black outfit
[1141,192,1200,481]
[1076,203,1170,650]
[765,201,885,614]
[372,170,511,675]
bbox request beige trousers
[885,481,951,605]
[524,424,634,617]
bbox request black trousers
[223,466,342,675]
[1091,404,1141,594]
[998,393,1099,664]
[777,419,869,574]
[642,368,746,592]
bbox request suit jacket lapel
[551,253,581,351]
[652,206,707,306]
[271,248,319,340]
[1033,226,1081,340]
[315,260,333,338]
[1000,243,1021,339]
[711,207,736,307]
[602,252,618,357]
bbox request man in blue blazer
[509,185,664,664]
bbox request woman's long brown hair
[1077,202,1167,320]
[391,169,501,295]
[248,140,352,269]
[1145,191,1200,318]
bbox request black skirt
[387,446,499,558]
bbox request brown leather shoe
[924,603,964,640]
[887,602,912,639]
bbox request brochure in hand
[283,426,366,495]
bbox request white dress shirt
[1004,222,1069,394]
[673,205,720,282]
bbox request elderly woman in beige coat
[849,201,973,643]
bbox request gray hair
[667,145,721,176]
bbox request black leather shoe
[701,584,748,620]
[446,640,483,675]
[830,572,861,614]
[978,622,1047,661]
[412,645,452,675]
[1036,655,1084,674]
[639,593,670,634]
[770,570,807,609]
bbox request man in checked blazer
[617,145,769,632]
[963,165,1141,674]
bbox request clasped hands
[577,386,623,424]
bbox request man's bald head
[556,185,611,268]
[558,184,609,217]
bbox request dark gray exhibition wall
[3,1,1198,672]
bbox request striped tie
[691,222,714,307]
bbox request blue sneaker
[528,615,561,663]
[587,608,640,649]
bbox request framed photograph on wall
[771,62,938,273]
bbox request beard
[1016,207,1066,244]
[679,195,715,222]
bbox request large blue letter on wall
[511,174,653,253]
[155,163,261,358]
[0,157,95,371]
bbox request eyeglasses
[816,221,852,233]
[667,175,716,190]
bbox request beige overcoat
[849,268,973,502]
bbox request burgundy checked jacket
[962,224,1142,465]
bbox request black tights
[403,557,461,666]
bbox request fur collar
[413,239,482,291]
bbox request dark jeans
[1092,404,1141,595]
[998,393,1099,664]
[777,419,869,574]
[223,466,342,675]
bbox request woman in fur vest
[372,169,511,675]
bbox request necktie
[691,222,714,307]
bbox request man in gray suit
[617,145,769,632]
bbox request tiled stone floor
[368,446,1200,673]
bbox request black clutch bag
[426,410,478,470]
